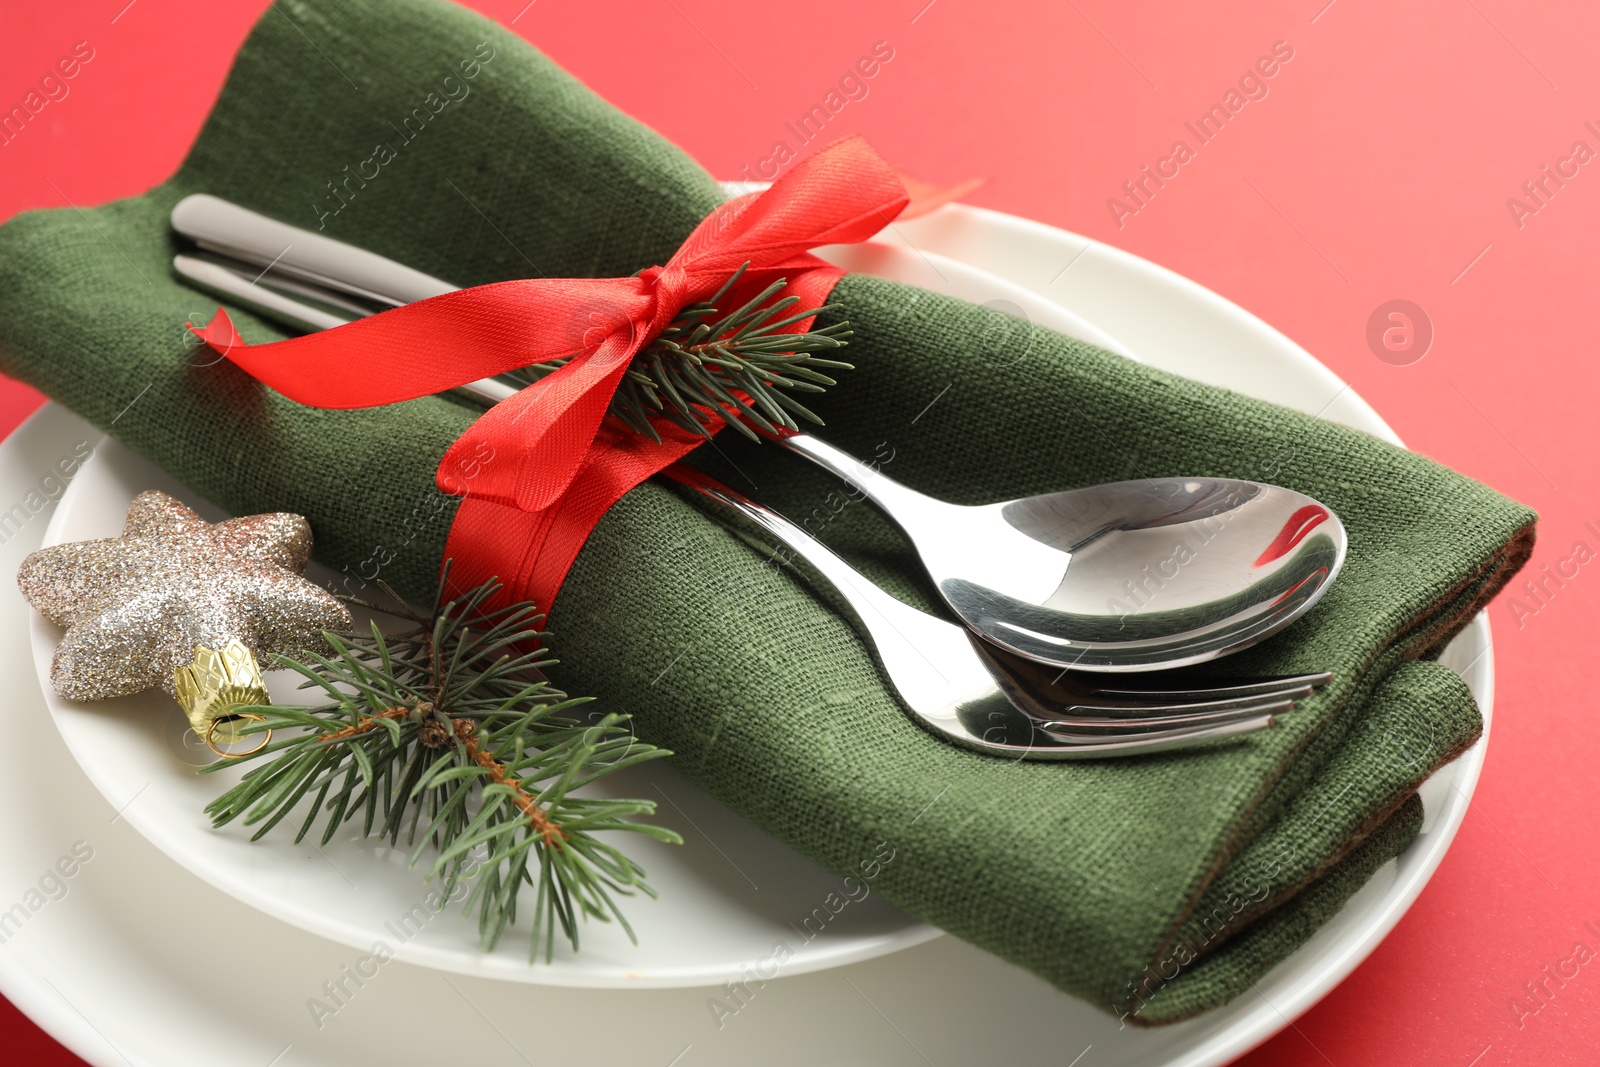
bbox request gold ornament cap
[173,639,271,758]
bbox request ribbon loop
[193,136,948,612]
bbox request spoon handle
[172,194,455,306]
[778,432,951,530]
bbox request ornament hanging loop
[205,711,270,759]
[175,639,274,760]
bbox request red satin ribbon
[192,137,941,614]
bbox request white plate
[0,205,1490,1066]
[31,244,1119,990]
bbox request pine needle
[202,567,679,961]
[519,263,853,442]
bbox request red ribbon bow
[193,137,955,613]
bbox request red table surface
[2,1,1594,1063]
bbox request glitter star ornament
[17,490,352,746]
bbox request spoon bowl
[782,435,1346,672]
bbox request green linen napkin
[0,0,1533,1023]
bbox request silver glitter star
[17,490,353,702]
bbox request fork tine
[1037,712,1278,754]
[1084,671,1333,703]
[1059,687,1310,717]
[976,641,1325,720]
[1042,699,1295,734]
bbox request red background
[1,1,1594,1063]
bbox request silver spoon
[778,441,1346,671]
[169,194,1347,673]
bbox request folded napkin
[0,0,1533,1022]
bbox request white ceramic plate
[31,244,1119,989]
[0,205,1490,1066]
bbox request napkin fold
[0,0,1533,1022]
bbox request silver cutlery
[168,194,1344,678]
[667,465,1314,758]
[167,196,1333,755]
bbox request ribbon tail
[188,308,248,355]
[895,173,985,220]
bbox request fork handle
[661,465,984,701]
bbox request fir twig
[202,567,679,961]
[518,263,853,443]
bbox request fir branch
[519,264,854,443]
[202,567,679,961]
